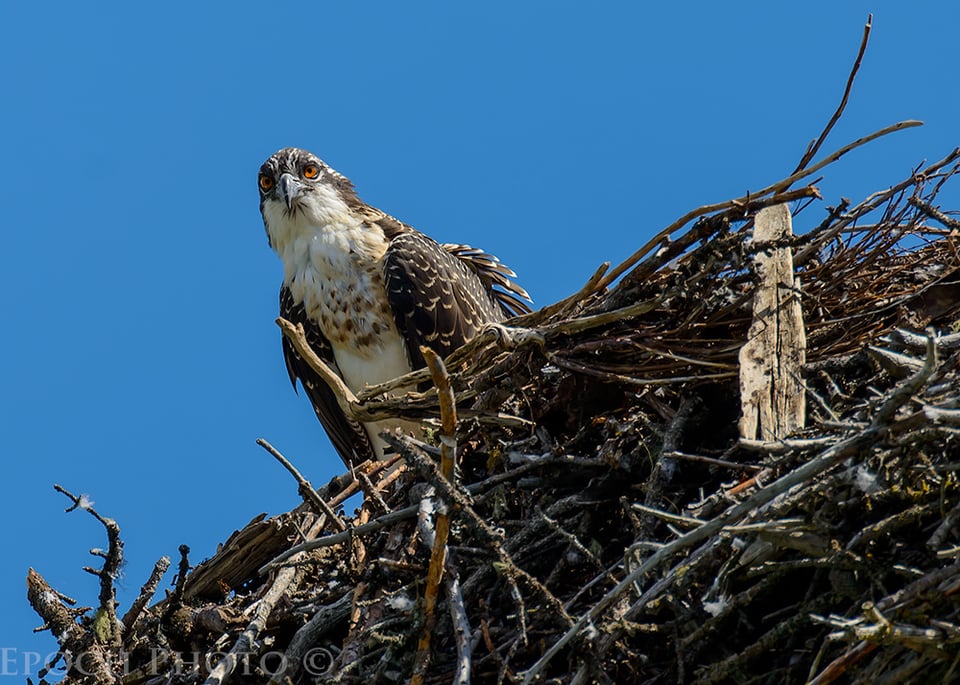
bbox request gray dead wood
[739,203,807,441]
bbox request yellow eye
[302,164,320,179]
[259,174,274,192]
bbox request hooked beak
[278,173,303,209]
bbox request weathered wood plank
[739,204,807,440]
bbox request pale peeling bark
[739,203,807,441]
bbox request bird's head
[258,147,359,248]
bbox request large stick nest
[26,45,960,685]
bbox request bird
[258,147,531,467]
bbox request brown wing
[279,286,375,467]
[383,231,531,369]
[440,243,532,318]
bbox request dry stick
[26,568,115,682]
[259,504,420,573]
[928,497,960,551]
[289,288,685,421]
[893,328,960,350]
[445,572,472,685]
[357,468,392,514]
[795,149,960,266]
[268,592,353,685]
[170,544,190,606]
[537,187,808,321]
[411,347,461,685]
[510,261,610,327]
[53,484,124,647]
[698,604,839,685]
[282,316,511,460]
[356,323,539,403]
[738,203,806,441]
[121,556,171,631]
[355,453,405,493]
[386,433,574,630]
[631,503,705,529]
[257,438,347,532]
[203,515,327,685]
[594,120,919,295]
[598,189,813,294]
[666,450,762,472]
[260,455,592,573]
[807,562,960,685]
[543,261,610,320]
[792,14,872,175]
[415,495,474,685]
[279,316,536,422]
[35,649,68,684]
[738,436,835,453]
[520,334,939,684]
[909,196,960,231]
[544,297,660,336]
[764,121,920,197]
[277,317,362,409]
[548,353,737,386]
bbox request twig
[548,353,737,385]
[792,14,872,174]
[542,298,660,336]
[262,455,559,574]
[411,348,460,685]
[871,332,937,426]
[357,324,543,403]
[276,318,363,413]
[121,555,171,631]
[356,466,392,514]
[808,563,960,685]
[630,503,705,529]
[446,571,473,685]
[909,196,960,231]
[34,650,66,684]
[171,544,191,607]
[257,438,347,531]
[594,121,921,295]
[929,497,960,551]
[415,490,474,685]
[54,484,124,646]
[520,336,939,683]
[796,148,960,265]
[511,261,610,327]
[279,315,540,426]
[738,436,836,452]
[259,504,421,573]
[203,516,327,685]
[666,450,762,472]
[596,185,823,292]
[26,568,115,682]
[268,593,353,684]
[386,433,574,630]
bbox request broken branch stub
[739,203,807,441]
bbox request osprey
[258,147,531,466]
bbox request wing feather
[440,243,532,317]
[279,286,375,467]
[383,231,529,369]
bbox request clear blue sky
[2,2,958,678]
